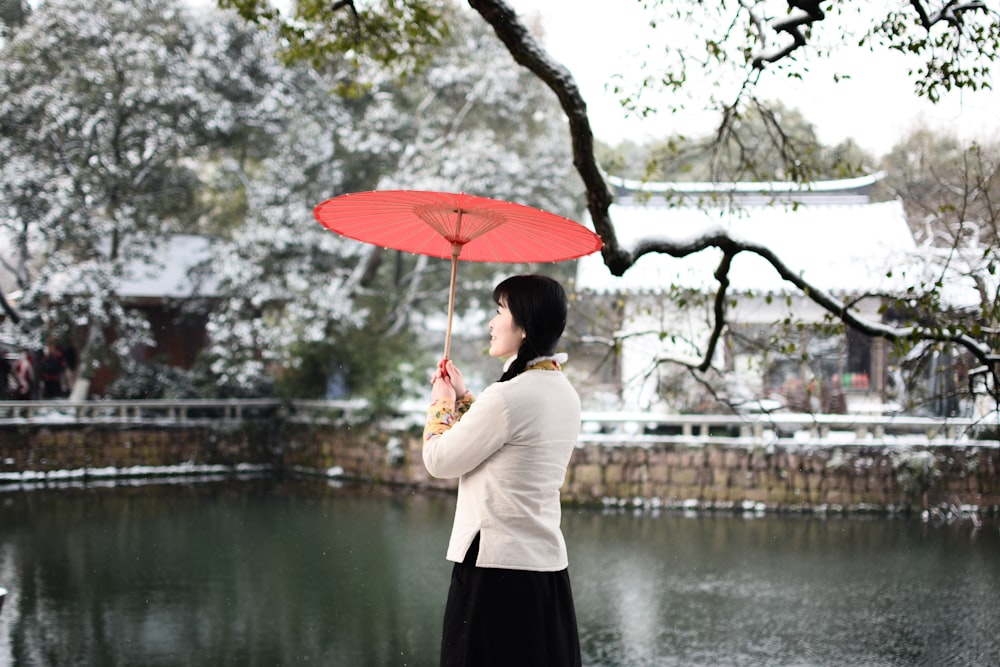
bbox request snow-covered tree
[0,0,299,395]
[203,4,578,402]
[1,0,578,402]
[0,0,217,380]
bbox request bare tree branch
[0,291,20,325]
[700,251,734,372]
[630,230,994,367]
[751,0,826,69]
[467,0,631,275]
[909,0,988,29]
[330,0,362,45]
[748,1,990,75]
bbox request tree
[185,8,294,236]
[882,128,999,247]
[879,131,1000,414]
[0,0,285,391]
[202,4,580,404]
[1,0,198,376]
[1,0,578,403]
[599,102,877,183]
[221,0,1000,413]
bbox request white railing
[2,399,997,446]
[575,411,1000,447]
[0,399,281,424]
[283,399,370,425]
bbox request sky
[504,0,1000,156]
[184,0,999,155]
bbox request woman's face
[489,297,525,358]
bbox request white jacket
[423,367,581,571]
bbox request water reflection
[565,508,1000,667]
[1,480,997,667]
[1,481,455,666]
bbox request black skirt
[440,534,582,667]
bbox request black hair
[493,274,567,382]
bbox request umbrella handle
[443,242,462,366]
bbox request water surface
[1,478,997,666]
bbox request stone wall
[280,422,447,489]
[561,442,1000,511]
[3,420,999,513]
[0,423,277,474]
[282,423,1000,513]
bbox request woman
[423,274,582,667]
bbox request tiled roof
[577,198,916,295]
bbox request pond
[1,477,998,666]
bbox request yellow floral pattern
[423,393,475,442]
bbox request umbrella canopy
[314,190,602,263]
[314,190,603,359]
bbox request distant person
[61,342,79,395]
[423,275,582,667]
[0,348,11,399]
[40,338,65,399]
[14,350,34,400]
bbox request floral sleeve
[456,392,474,415]
[423,393,475,442]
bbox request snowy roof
[608,171,885,200]
[47,235,224,300]
[577,197,917,295]
[118,235,222,299]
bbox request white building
[574,172,922,415]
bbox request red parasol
[313,190,603,360]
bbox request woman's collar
[528,353,568,367]
[504,353,568,371]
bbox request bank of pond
[3,410,999,513]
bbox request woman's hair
[493,274,567,382]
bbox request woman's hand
[440,359,467,399]
[430,359,466,402]
[430,364,456,403]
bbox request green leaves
[866,4,999,103]
[220,0,451,79]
